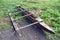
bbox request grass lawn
[0,0,60,40]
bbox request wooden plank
[8,12,21,38]
[16,6,55,34]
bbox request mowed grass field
[0,0,60,40]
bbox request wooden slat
[16,6,55,34]
[8,12,21,37]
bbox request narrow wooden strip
[8,12,21,37]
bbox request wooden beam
[16,6,55,34]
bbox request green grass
[0,0,60,40]
[0,23,10,30]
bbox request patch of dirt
[28,9,43,15]
[0,17,10,30]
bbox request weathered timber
[8,12,21,38]
[16,6,55,34]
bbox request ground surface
[0,0,60,40]
[0,19,48,40]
